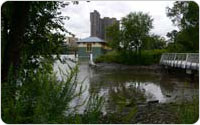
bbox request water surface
[54,55,199,113]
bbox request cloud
[61,1,177,39]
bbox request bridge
[160,53,199,72]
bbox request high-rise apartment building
[90,10,101,38]
[90,10,119,40]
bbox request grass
[176,96,199,124]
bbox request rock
[147,100,159,104]
[166,94,171,97]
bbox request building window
[86,43,92,52]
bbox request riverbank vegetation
[1,62,104,123]
[95,49,166,65]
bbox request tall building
[90,10,101,38]
[90,10,119,40]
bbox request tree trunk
[139,47,141,63]
[1,2,30,82]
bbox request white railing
[160,53,199,70]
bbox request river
[53,55,199,114]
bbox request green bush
[2,63,80,123]
[141,49,167,65]
[95,49,166,65]
[1,59,104,124]
[95,51,121,63]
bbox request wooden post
[75,51,77,58]
[160,54,164,64]
[185,53,189,69]
[173,53,176,67]
[90,53,93,62]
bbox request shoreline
[95,62,162,72]
[94,62,199,80]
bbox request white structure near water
[160,53,199,71]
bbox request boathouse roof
[77,36,105,43]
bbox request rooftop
[77,36,105,43]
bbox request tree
[1,2,31,82]
[1,1,73,82]
[166,1,199,52]
[121,12,153,53]
[166,30,178,42]
[105,11,154,64]
[106,22,121,50]
[1,1,70,122]
[106,12,153,55]
[105,12,153,64]
[1,1,74,118]
[142,34,166,50]
[166,1,199,29]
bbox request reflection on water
[54,55,199,113]
[88,66,198,103]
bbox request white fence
[160,53,199,70]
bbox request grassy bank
[176,96,199,124]
[1,62,104,124]
[95,49,166,65]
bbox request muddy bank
[133,103,179,124]
[95,62,162,72]
[94,62,199,80]
[98,102,180,124]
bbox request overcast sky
[61,1,179,39]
